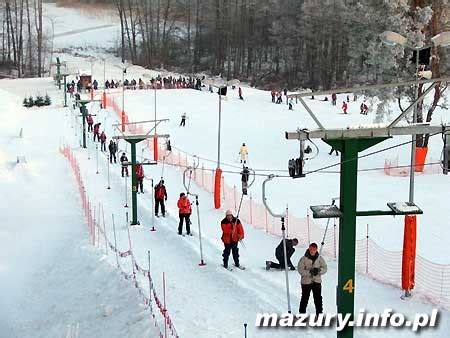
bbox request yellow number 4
[343,279,354,294]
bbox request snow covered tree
[27,96,34,107]
[44,94,51,106]
[34,95,44,107]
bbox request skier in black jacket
[266,238,299,270]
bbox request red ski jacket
[136,164,144,179]
[177,196,192,214]
[155,184,167,200]
[221,217,244,244]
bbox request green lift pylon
[286,124,448,338]
[325,137,387,338]
[113,134,167,225]
[76,99,101,148]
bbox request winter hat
[225,210,233,216]
[180,192,185,197]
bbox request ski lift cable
[304,130,443,175]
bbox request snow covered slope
[0,82,159,338]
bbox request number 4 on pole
[343,279,354,294]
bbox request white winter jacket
[297,250,327,284]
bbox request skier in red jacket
[177,192,192,235]
[87,114,94,132]
[100,131,107,151]
[154,180,167,217]
[238,87,243,100]
[221,210,245,269]
[342,101,348,114]
[93,123,101,141]
[136,162,144,193]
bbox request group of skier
[80,79,329,315]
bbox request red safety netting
[60,144,178,337]
[384,155,441,176]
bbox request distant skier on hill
[239,143,248,164]
[180,113,187,127]
[238,87,244,100]
[342,101,348,114]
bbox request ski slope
[0,2,449,337]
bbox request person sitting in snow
[266,238,299,270]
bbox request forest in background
[1,0,449,141]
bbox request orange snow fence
[415,147,428,172]
[102,91,107,109]
[153,136,158,161]
[121,111,126,132]
[214,168,222,209]
[402,215,417,291]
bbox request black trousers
[121,167,129,177]
[101,141,106,151]
[155,199,165,216]
[180,119,186,126]
[178,213,191,234]
[109,152,116,163]
[223,241,239,267]
[88,123,93,132]
[94,132,100,142]
[270,255,293,269]
[137,178,144,193]
[299,282,323,315]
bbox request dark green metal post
[56,57,61,90]
[127,139,144,225]
[81,103,87,148]
[337,139,358,338]
[326,137,387,338]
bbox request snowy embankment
[0,81,158,338]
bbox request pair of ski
[178,232,193,237]
[222,264,246,271]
